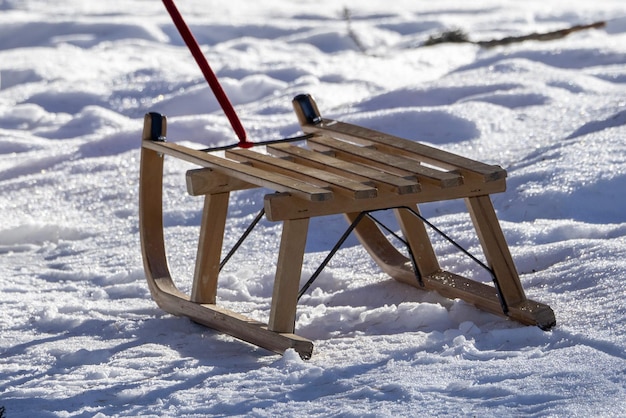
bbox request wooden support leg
[393,206,440,278]
[465,195,526,306]
[269,218,310,333]
[191,192,229,303]
[465,195,556,328]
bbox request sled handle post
[148,112,167,142]
[292,94,322,126]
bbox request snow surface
[1,0,626,416]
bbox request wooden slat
[307,135,463,188]
[226,148,377,199]
[267,143,420,195]
[142,140,333,202]
[304,120,506,182]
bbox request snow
[1,0,626,416]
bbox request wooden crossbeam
[264,179,506,222]
[186,168,256,196]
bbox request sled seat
[139,94,555,359]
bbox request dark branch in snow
[423,21,606,48]
[343,7,369,54]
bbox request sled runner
[139,94,556,359]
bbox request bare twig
[343,7,368,54]
[422,21,606,48]
[476,21,606,47]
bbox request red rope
[162,0,250,146]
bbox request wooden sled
[139,94,555,359]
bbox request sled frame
[139,95,555,359]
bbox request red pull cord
[162,0,251,147]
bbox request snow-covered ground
[1,0,626,416]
